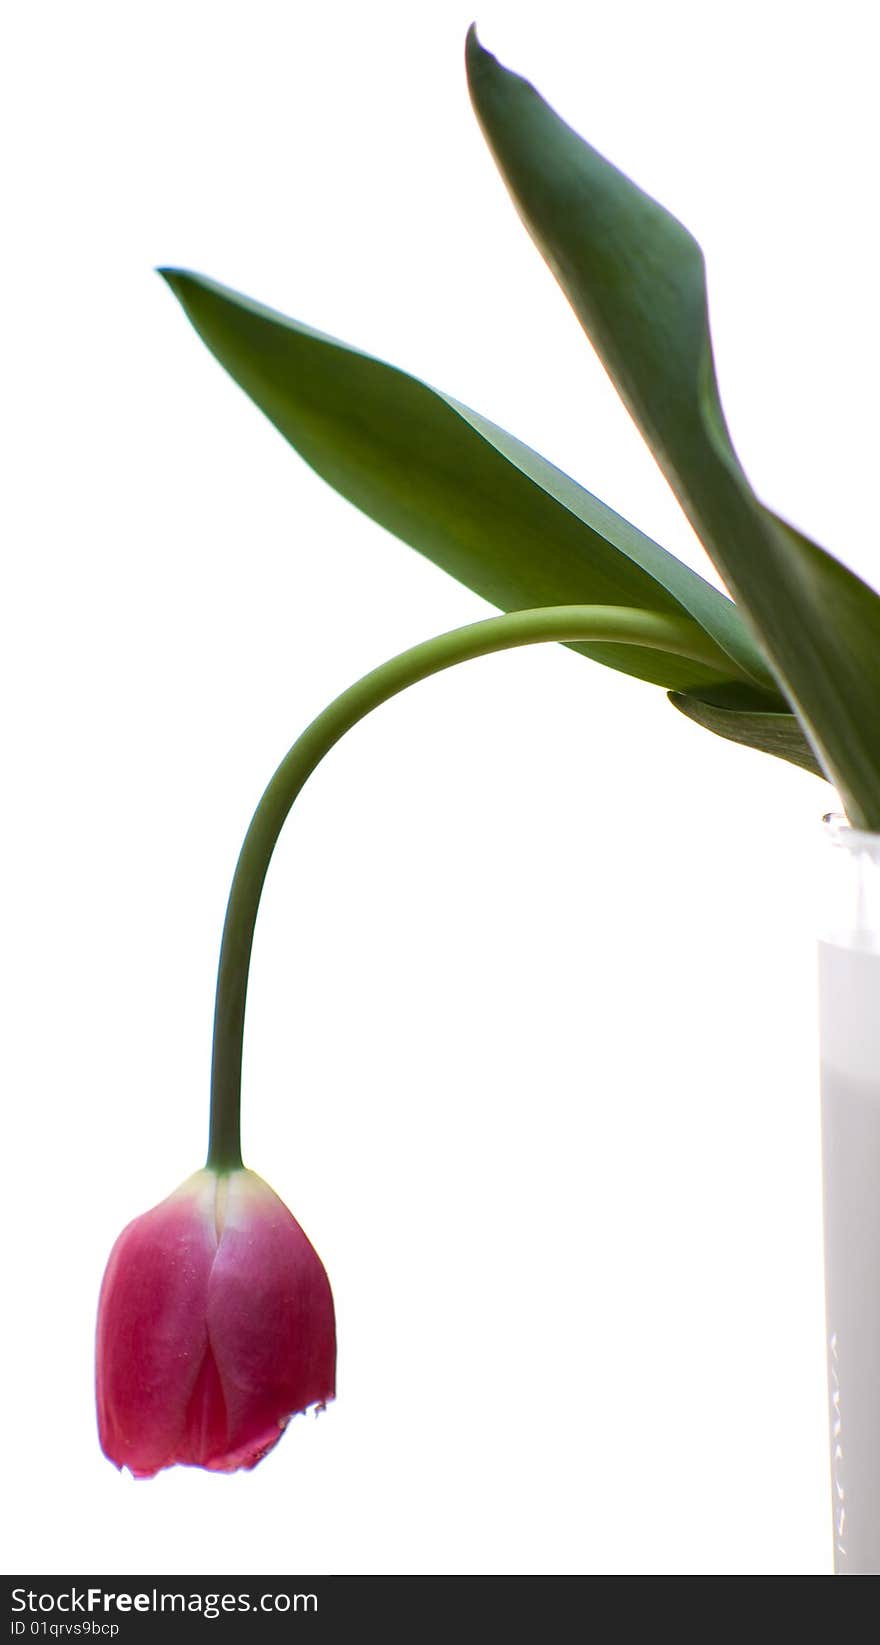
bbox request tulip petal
[96,1172,218,1478]
[203,1171,336,1470]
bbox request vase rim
[823,811,880,851]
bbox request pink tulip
[96,1167,335,1477]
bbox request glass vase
[819,814,880,1574]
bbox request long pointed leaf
[670,687,824,777]
[466,28,880,826]
[160,269,768,694]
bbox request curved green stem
[206,604,725,1169]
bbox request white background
[3,0,876,1577]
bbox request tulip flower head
[96,1167,335,1478]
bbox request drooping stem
[206,604,728,1169]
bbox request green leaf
[466,27,880,827]
[160,268,768,695]
[669,686,825,778]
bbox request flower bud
[96,1167,335,1477]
